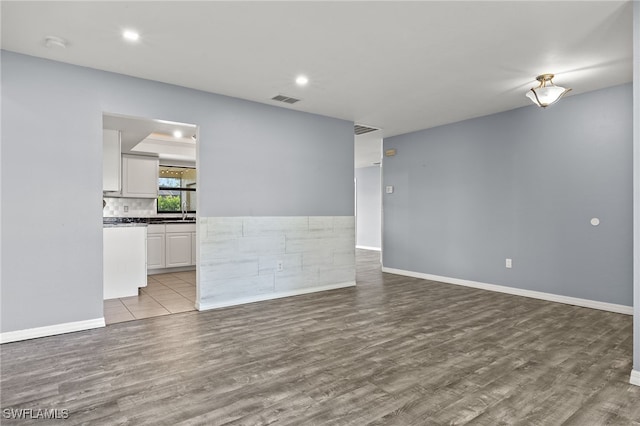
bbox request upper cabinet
[122,155,159,198]
[103,129,121,193]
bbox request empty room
[1,1,639,424]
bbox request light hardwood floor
[1,250,638,425]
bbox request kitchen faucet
[181,201,187,220]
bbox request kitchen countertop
[103,223,148,228]
[103,217,197,227]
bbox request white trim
[381,267,633,315]
[631,370,640,387]
[0,318,106,344]
[632,0,640,393]
[356,245,381,251]
[197,281,356,311]
[147,265,196,275]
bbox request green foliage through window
[157,166,196,213]
[157,195,181,212]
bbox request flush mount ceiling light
[295,75,309,86]
[526,74,571,108]
[44,35,67,49]
[122,30,140,42]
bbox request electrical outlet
[124,206,129,212]
[505,258,512,269]
[276,260,284,272]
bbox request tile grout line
[143,276,196,313]
[103,299,136,325]
[119,298,137,319]
[146,288,194,313]
[106,274,196,323]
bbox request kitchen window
[157,166,196,213]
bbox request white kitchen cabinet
[147,224,166,269]
[103,129,121,193]
[191,232,196,266]
[122,155,159,198]
[166,233,192,267]
[164,223,196,268]
[148,223,196,271]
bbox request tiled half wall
[197,216,356,310]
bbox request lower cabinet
[147,223,196,271]
[166,233,192,267]
[147,225,166,269]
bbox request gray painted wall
[356,166,381,249]
[0,51,354,333]
[383,84,633,306]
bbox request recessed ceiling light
[173,130,183,138]
[295,75,309,86]
[122,30,140,42]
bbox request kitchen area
[102,113,198,324]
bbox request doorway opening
[354,127,383,259]
[102,113,199,325]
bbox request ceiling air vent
[271,94,301,104]
[354,124,379,135]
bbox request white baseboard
[197,281,356,311]
[0,318,106,344]
[631,370,640,387]
[356,245,381,251]
[147,265,196,275]
[381,267,633,315]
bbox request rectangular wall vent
[271,94,301,104]
[354,124,379,135]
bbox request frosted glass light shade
[526,74,571,108]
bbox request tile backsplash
[103,198,156,217]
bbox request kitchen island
[103,224,147,299]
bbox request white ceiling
[103,113,197,162]
[1,1,633,140]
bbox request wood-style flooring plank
[1,249,637,425]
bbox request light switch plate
[385,186,394,194]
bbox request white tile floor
[104,271,196,324]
